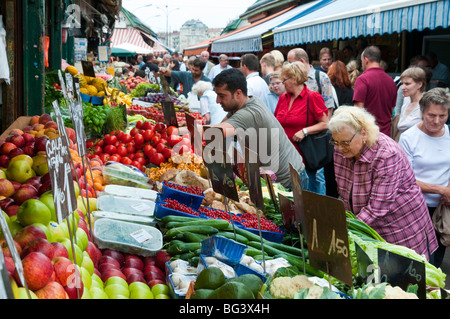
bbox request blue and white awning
[211,1,320,53]
[273,0,450,47]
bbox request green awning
[110,47,135,57]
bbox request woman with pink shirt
[328,106,437,259]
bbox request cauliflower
[304,285,324,299]
[269,275,314,299]
[365,285,418,299]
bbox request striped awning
[110,27,168,56]
[273,0,450,47]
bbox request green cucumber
[216,231,249,245]
[274,254,325,278]
[160,215,198,224]
[167,240,201,255]
[182,232,209,243]
[166,225,219,238]
[247,241,305,259]
[166,219,231,230]
[244,247,268,257]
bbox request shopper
[327,60,354,106]
[192,81,227,125]
[315,47,333,73]
[329,106,438,259]
[399,88,450,266]
[260,52,276,85]
[200,50,215,79]
[240,53,270,102]
[274,62,328,194]
[208,54,232,81]
[263,72,286,114]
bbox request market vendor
[203,68,309,190]
[328,105,438,259]
[159,58,211,97]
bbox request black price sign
[58,70,69,102]
[278,193,295,229]
[162,101,178,128]
[245,147,264,211]
[263,170,279,215]
[378,248,426,299]
[45,137,77,223]
[185,113,202,157]
[302,190,353,286]
[81,60,96,78]
[70,101,87,157]
[52,100,70,148]
[289,163,305,227]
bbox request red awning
[111,27,168,56]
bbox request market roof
[121,7,157,38]
[239,0,298,20]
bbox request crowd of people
[112,44,449,266]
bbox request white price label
[130,229,153,244]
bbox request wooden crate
[0,116,33,140]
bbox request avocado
[226,274,264,298]
[194,267,226,290]
[217,281,255,299]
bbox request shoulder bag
[297,93,334,172]
[432,178,450,246]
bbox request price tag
[130,229,153,244]
[45,137,77,223]
[262,169,279,215]
[57,70,69,102]
[302,190,353,286]
[65,72,74,94]
[289,163,305,228]
[378,248,426,299]
[278,193,295,229]
[70,101,87,157]
[245,147,264,211]
[81,60,95,78]
[162,101,178,128]
[73,77,82,104]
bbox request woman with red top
[274,62,329,193]
[328,106,437,259]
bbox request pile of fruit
[119,76,149,92]
[126,104,205,125]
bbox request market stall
[0,63,447,301]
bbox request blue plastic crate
[160,182,204,210]
[80,92,104,105]
[234,263,269,282]
[154,202,203,220]
[200,235,247,266]
[240,226,284,243]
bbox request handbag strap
[305,92,310,128]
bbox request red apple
[34,136,49,152]
[0,154,10,167]
[10,181,21,192]
[37,179,52,196]
[148,279,165,288]
[21,238,54,260]
[94,268,101,277]
[24,176,42,189]
[64,269,84,299]
[4,256,15,276]
[0,197,14,211]
[9,134,25,148]
[39,114,53,125]
[98,262,120,274]
[102,249,125,266]
[13,184,38,205]
[122,267,144,278]
[124,256,144,271]
[126,273,146,285]
[0,179,16,197]
[85,242,99,265]
[35,281,68,299]
[0,142,17,156]
[52,256,76,287]
[22,133,35,144]
[155,250,171,269]
[1,238,22,257]
[18,252,53,291]
[143,264,164,277]
[98,255,121,269]
[8,147,24,158]
[144,271,165,283]
[4,205,19,217]
[13,225,47,249]
[77,219,89,238]
[143,256,156,265]
[51,241,69,258]
[22,143,36,157]
[101,268,126,282]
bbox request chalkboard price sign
[245,147,264,211]
[70,101,87,157]
[278,193,295,229]
[162,101,178,128]
[289,163,305,228]
[45,137,77,223]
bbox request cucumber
[216,231,249,245]
[244,247,268,257]
[263,241,306,258]
[167,240,201,255]
[247,241,304,260]
[253,255,273,261]
[274,254,325,278]
[166,225,219,238]
[182,232,209,243]
[160,215,198,224]
[166,219,231,230]
[179,249,201,261]
[233,226,268,243]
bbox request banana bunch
[103,85,132,107]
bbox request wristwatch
[302,128,308,137]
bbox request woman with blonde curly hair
[346,59,360,88]
[329,106,438,259]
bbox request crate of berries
[160,181,205,210]
[154,198,203,220]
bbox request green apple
[129,281,150,292]
[39,193,57,222]
[76,228,88,251]
[90,287,109,299]
[16,199,51,226]
[31,222,53,242]
[31,154,49,176]
[81,287,92,299]
[109,294,129,299]
[10,154,33,167]
[81,251,94,275]
[17,287,39,299]
[0,169,6,179]
[104,284,129,298]
[6,160,35,183]
[80,266,92,290]
[73,181,80,198]
[58,222,70,239]
[63,214,78,236]
[105,276,128,290]
[154,294,170,299]
[7,220,23,237]
[60,238,83,265]
[47,221,66,242]
[90,278,104,290]
[151,283,170,296]
[91,273,104,289]
[130,286,153,299]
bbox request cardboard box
[0,116,32,140]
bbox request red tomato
[145,147,157,159]
[116,144,128,157]
[150,153,165,166]
[142,121,154,130]
[136,120,143,129]
[155,123,166,132]
[151,135,160,146]
[167,135,183,147]
[126,142,136,154]
[93,145,103,156]
[121,133,132,143]
[135,157,146,166]
[156,143,166,153]
[144,144,154,156]
[96,139,105,148]
[134,133,144,146]
[134,150,145,158]
[86,140,94,148]
[167,126,178,135]
[104,134,117,145]
[109,154,121,162]
[130,128,139,136]
[162,148,173,159]
[100,153,110,164]
[143,129,155,142]
[115,130,124,140]
[104,144,117,155]
[131,160,143,171]
[120,157,132,165]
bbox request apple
[145,271,165,283]
[4,205,19,217]
[47,222,66,242]
[101,268,126,282]
[52,256,76,286]
[18,251,53,291]
[85,242,99,265]
[24,175,42,189]
[37,180,52,196]
[22,133,35,144]
[16,198,51,227]
[124,255,144,271]
[79,266,92,290]
[155,250,171,269]
[104,283,129,298]
[0,197,14,211]
[77,218,89,237]
[17,287,39,299]
[90,287,108,299]
[122,267,144,278]
[151,283,170,296]
[9,154,33,166]
[148,279,165,288]
[0,179,15,197]
[34,136,49,152]
[39,113,52,125]
[59,239,83,266]
[35,281,68,299]
[105,276,128,289]
[143,264,164,277]
[126,273,146,285]
[6,160,35,184]
[9,134,25,148]
[30,222,52,241]
[10,181,21,192]
[1,238,22,258]
[22,143,36,157]
[13,225,47,249]
[21,238,54,260]
[98,262,120,274]
[64,270,84,299]
[51,241,69,258]
[0,142,17,156]
[0,154,10,167]
[8,147,25,159]
[4,256,15,276]
[31,154,48,176]
[44,120,58,130]
[102,249,125,266]
[38,193,56,224]
[81,251,95,276]
[98,256,121,269]
[129,285,154,299]
[13,184,38,205]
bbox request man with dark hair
[159,57,210,96]
[140,53,159,73]
[353,45,398,136]
[240,53,270,101]
[209,68,308,190]
[425,52,450,89]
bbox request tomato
[150,153,165,166]
[150,135,160,146]
[130,128,139,137]
[104,144,117,155]
[116,144,128,157]
[155,123,166,132]
[86,140,94,149]
[156,143,166,153]
[167,126,178,135]
[134,133,144,146]
[104,134,117,145]
[120,133,132,143]
[115,130,124,140]
[135,157,146,166]
[178,144,191,155]
[131,160,143,171]
[142,121,154,130]
[143,144,154,156]
[109,154,121,162]
[126,142,136,154]
[162,148,173,159]
[167,135,183,147]
[93,145,103,156]
[142,129,155,142]
[134,150,145,159]
[145,147,157,159]
[120,157,133,165]
[100,153,110,164]
[136,120,143,129]
[96,139,105,148]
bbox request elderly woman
[329,106,438,259]
[274,62,328,194]
[191,81,227,125]
[263,72,286,113]
[399,88,450,266]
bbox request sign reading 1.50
[310,218,349,258]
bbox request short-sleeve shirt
[306,67,335,110]
[208,64,232,81]
[225,96,305,188]
[334,132,438,258]
[170,71,211,97]
[141,62,159,72]
[353,67,398,135]
[246,72,270,101]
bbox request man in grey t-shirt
[209,68,308,189]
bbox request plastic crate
[80,92,104,105]
[238,225,284,243]
[200,235,247,266]
[97,194,156,217]
[154,202,203,220]
[103,185,158,200]
[92,210,156,226]
[160,182,204,210]
[168,273,197,299]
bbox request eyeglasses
[329,132,357,147]
[282,78,291,84]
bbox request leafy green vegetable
[129,83,160,98]
[103,104,127,134]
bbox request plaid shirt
[334,133,438,258]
